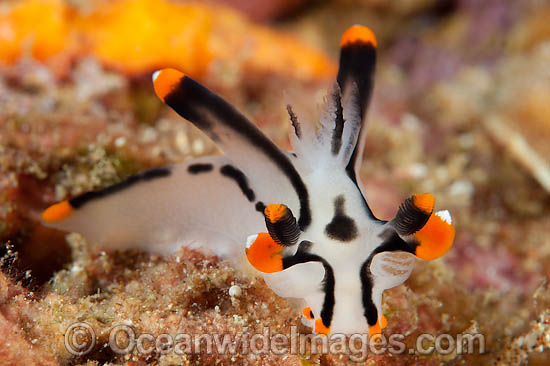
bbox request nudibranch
[41,25,454,336]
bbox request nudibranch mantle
[41,25,455,336]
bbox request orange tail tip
[245,233,284,273]
[41,201,73,222]
[369,315,388,337]
[153,68,185,102]
[413,193,435,214]
[368,315,387,337]
[314,318,330,335]
[340,25,377,48]
[414,210,455,261]
[368,323,381,337]
[264,203,287,223]
[302,307,314,320]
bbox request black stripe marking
[324,195,358,242]
[142,167,172,180]
[69,167,172,209]
[187,163,213,174]
[360,260,378,326]
[337,41,379,222]
[337,42,376,126]
[337,41,376,204]
[287,104,301,139]
[331,87,345,155]
[360,231,415,326]
[220,165,255,202]
[282,241,335,329]
[164,76,312,230]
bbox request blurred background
[0,0,549,365]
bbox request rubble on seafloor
[1,0,550,365]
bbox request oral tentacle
[413,210,455,261]
[245,233,284,273]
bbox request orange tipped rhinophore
[263,203,300,247]
[413,193,435,214]
[245,232,284,273]
[414,212,455,261]
[264,203,287,224]
[41,200,73,222]
[340,25,377,48]
[153,68,185,102]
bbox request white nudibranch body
[41,25,455,336]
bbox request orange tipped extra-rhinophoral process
[41,201,73,223]
[42,25,455,335]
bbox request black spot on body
[187,163,213,174]
[69,167,171,209]
[163,76,311,230]
[220,165,255,202]
[325,196,358,241]
[325,216,358,242]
